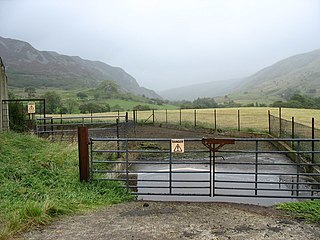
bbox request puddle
[134,154,318,206]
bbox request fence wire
[270,115,320,164]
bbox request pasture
[49,107,320,132]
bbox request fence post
[214,109,217,131]
[116,119,120,158]
[133,110,136,123]
[50,118,54,134]
[136,110,138,123]
[237,109,240,131]
[312,117,315,163]
[279,107,282,137]
[78,126,89,182]
[194,109,197,127]
[125,112,128,122]
[90,111,93,124]
[152,109,155,124]
[165,109,168,125]
[291,116,295,148]
[179,108,182,125]
[268,110,271,135]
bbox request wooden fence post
[237,109,240,131]
[78,126,89,182]
[194,109,197,127]
[291,116,295,148]
[279,107,282,137]
[165,109,168,124]
[312,117,315,163]
[133,110,136,123]
[268,110,271,135]
[214,109,217,131]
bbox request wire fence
[270,114,320,164]
[128,108,271,132]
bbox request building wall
[0,57,9,131]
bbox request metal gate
[2,99,45,132]
[89,137,320,200]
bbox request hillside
[0,36,160,99]
[158,78,242,101]
[159,49,320,102]
[236,49,320,99]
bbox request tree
[193,97,218,109]
[42,91,62,114]
[24,87,36,98]
[76,92,88,99]
[65,98,79,114]
[79,103,110,113]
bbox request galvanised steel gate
[89,137,320,200]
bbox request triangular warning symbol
[173,144,183,152]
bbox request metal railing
[89,137,320,200]
[36,114,130,140]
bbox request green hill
[0,36,160,99]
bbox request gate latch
[201,138,235,152]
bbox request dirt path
[15,201,320,240]
[14,126,319,239]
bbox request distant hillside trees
[179,97,241,109]
[24,87,36,98]
[76,92,88,99]
[79,103,110,114]
[42,91,63,114]
[271,94,320,109]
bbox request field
[51,107,320,132]
[46,107,320,132]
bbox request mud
[14,201,320,240]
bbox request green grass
[9,86,178,112]
[0,132,132,239]
[277,200,320,223]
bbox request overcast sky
[1,0,320,91]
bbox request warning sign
[171,139,184,153]
[27,102,36,114]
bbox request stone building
[0,57,9,131]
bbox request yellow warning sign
[27,102,36,114]
[171,139,184,153]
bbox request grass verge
[0,131,132,239]
[277,200,320,223]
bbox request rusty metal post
[78,126,89,182]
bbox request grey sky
[1,0,320,91]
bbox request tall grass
[0,132,132,239]
[277,200,320,223]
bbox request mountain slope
[236,49,320,99]
[158,78,243,101]
[0,36,160,99]
[159,49,320,102]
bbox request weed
[0,132,132,239]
